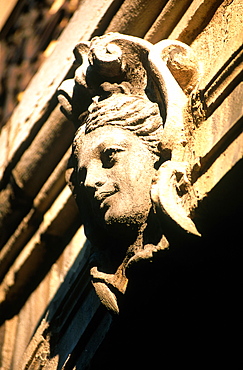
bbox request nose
[84,166,106,190]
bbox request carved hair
[74,93,164,157]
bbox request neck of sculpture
[92,208,163,275]
[90,209,164,311]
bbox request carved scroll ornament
[58,33,202,314]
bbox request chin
[104,208,148,228]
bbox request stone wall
[0,0,242,368]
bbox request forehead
[74,126,141,155]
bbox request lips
[95,189,118,204]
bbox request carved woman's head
[69,93,164,244]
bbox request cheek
[111,151,155,197]
[122,165,154,204]
[130,159,155,188]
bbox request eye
[101,147,124,168]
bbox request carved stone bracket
[57,33,203,313]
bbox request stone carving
[58,33,201,314]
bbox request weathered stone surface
[106,0,167,37]
[169,0,225,45]
[0,186,79,322]
[191,0,243,86]
[0,1,242,369]
[145,0,193,43]
[0,148,70,283]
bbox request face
[74,126,157,233]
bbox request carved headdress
[74,92,163,157]
[58,32,200,157]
